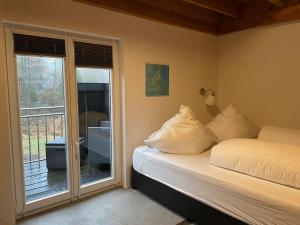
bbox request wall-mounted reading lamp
[199,88,216,106]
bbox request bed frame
[131,167,247,225]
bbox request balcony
[21,106,110,202]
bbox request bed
[132,146,300,225]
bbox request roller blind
[74,41,113,68]
[13,33,66,57]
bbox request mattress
[133,146,300,225]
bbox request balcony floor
[24,160,111,202]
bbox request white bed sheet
[133,146,300,225]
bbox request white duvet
[210,139,300,189]
[133,146,300,225]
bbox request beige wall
[218,22,300,130]
[0,1,218,220]
[3,1,300,223]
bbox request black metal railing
[20,106,65,164]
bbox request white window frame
[3,22,123,217]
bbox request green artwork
[146,63,169,96]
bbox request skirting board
[131,167,247,225]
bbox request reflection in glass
[76,67,112,186]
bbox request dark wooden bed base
[131,167,247,225]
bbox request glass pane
[16,55,68,202]
[76,67,112,186]
[77,68,110,83]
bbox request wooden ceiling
[74,0,300,35]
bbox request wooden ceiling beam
[219,1,300,34]
[137,0,219,24]
[266,0,287,7]
[73,0,300,35]
[183,0,241,18]
[74,0,218,34]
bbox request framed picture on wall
[145,63,169,97]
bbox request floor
[25,160,111,202]
[18,188,192,225]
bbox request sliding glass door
[5,26,121,216]
[5,31,74,214]
[72,39,119,195]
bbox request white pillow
[259,125,300,146]
[206,105,259,141]
[144,105,216,154]
[210,138,300,189]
